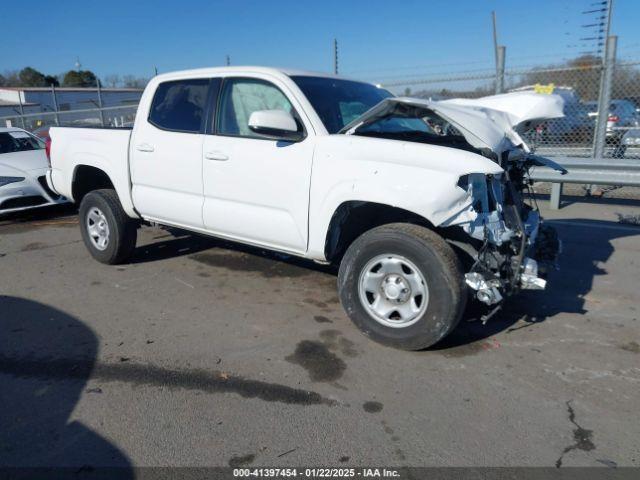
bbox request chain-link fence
[0,84,139,137]
[3,43,640,162]
[1,105,137,135]
[378,43,640,160]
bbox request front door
[202,77,314,253]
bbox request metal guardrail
[529,156,640,209]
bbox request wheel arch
[72,164,114,205]
[323,201,436,263]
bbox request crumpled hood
[342,92,565,154]
[441,91,565,133]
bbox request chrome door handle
[205,151,229,161]
[136,143,154,152]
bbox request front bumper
[464,212,560,307]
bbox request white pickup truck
[48,66,565,350]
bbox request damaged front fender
[438,172,516,246]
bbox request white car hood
[440,92,565,133]
[344,92,565,154]
[0,149,48,174]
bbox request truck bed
[48,126,137,217]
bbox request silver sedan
[0,127,68,215]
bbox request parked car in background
[0,127,67,215]
[511,85,592,145]
[535,101,593,143]
[624,96,640,115]
[33,125,52,142]
[585,99,640,142]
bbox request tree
[516,54,640,102]
[18,67,48,87]
[44,75,59,87]
[122,75,149,89]
[62,70,98,87]
[104,74,121,88]
[0,68,57,87]
[0,71,20,87]
[517,55,601,101]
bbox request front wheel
[79,189,138,265]
[338,223,466,350]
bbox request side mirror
[248,110,304,141]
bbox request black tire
[338,223,466,350]
[78,189,137,265]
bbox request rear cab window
[148,79,210,133]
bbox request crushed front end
[340,93,567,317]
[442,153,562,317]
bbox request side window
[148,79,209,133]
[217,78,300,138]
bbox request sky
[3,0,639,85]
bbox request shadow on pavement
[0,296,133,474]
[0,204,77,226]
[130,227,336,275]
[433,217,640,349]
[130,228,219,264]
[128,218,638,350]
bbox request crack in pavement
[555,400,596,468]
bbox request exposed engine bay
[447,160,562,313]
[342,95,567,316]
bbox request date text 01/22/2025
[232,468,401,478]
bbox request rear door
[129,78,211,228]
[201,76,314,253]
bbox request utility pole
[586,0,615,198]
[491,11,499,67]
[601,0,614,65]
[50,85,60,126]
[593,0,617,158]
[17,91,26,129]
[96,78,105,127]
[491,11,506,94]
[495,46,506,94]
[226,55,231,66]
[333,39,338,75]
[593,0,616,160]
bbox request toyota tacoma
[47,67,564,350]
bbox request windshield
[290,76,392,133]
[352,102,478,153]
[0,131,44,154]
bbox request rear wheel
[338,223,466,350]
[79,189,137,264]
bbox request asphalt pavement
[0,199,639,469]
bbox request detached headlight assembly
[0,176,25,187]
